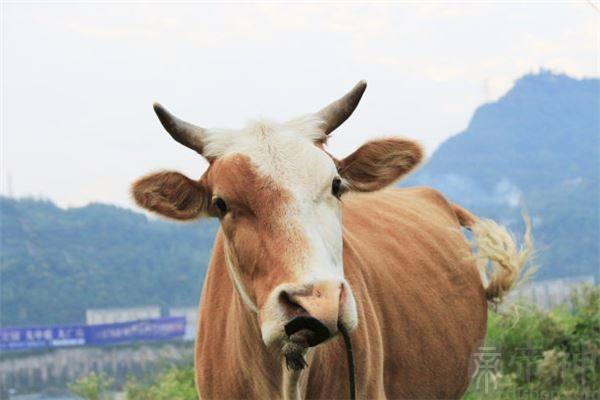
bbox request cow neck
[215,233,296,398]
[230,291,288,397]
[214,233,324,399]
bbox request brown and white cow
[132,82,532,399]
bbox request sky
[1,1,598,209]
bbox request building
[508,275,595,309]
[85,306,161,325]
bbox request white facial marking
[204,114,358,345]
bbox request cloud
[3,2,597,208]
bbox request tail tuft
[470,214,534,305]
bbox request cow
[131,81,532,399]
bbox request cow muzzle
[278,281,343,346]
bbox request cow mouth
[283,316,331,371]
[285,316,331,346]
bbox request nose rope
[338,322,356,400]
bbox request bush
[68,372,113,400]
[124,364,198,400]
[466,284,600,399]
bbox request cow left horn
[317,80,367,135]
[153,103,207,154]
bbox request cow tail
[451,204,534,305]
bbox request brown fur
[204,155,309,310]
[338,138,423,192]
[451,203,478,228]
[131,171,210,220]
[131,137,530,399]
[195,187,488,399]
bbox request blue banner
[0,325,86,350]
[0,317,186,351]
[85,317,186,345]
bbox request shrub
[68,372,113,400]
[124,364,197,400]
[466,284,599,399]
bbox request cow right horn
[153,103,207,155]
[316,80,367,135]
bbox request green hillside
[0,198,217,326]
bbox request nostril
[279,291,307,317]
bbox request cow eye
[213,197,228,217]
[332,177,344,199]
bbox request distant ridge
[403,70,599,281]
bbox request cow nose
[279,282,342,345]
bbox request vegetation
[68,372,113,400]
[124,364,198,400]
[465,284,599,399]
[0,198,217,326]
[67,359,197,400]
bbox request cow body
[133,82,530,400]
[196,187,487,399]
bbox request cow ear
[131,171,210,220]
[338,138,423,192]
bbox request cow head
[131,82,422,362]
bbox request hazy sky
[2,2,598,209]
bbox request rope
[338,322,356,400]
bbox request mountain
[1,71,597,327]
[0,197,218,327]
[402,70,599,280]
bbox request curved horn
[153,103,207,154]
[317,80,367,135]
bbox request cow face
[132,82,422,357]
